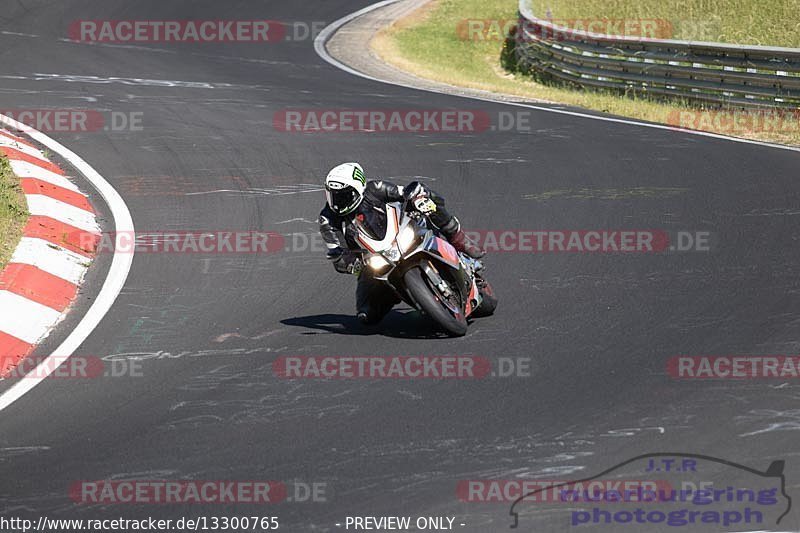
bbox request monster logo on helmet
[325,162,367,215]
[352,166,365,186]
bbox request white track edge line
[313,0,800,155]
[0,114,135,412]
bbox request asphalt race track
[1,1,800,532]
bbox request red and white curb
[0,113,133,413]
[0,129,100,377]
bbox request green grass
[0,155,28,269]
[373,0,800,147]
[527,0,800,47]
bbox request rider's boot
[440,217,486,259]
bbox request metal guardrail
[515,0,800,108]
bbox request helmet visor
[326,186,360,214]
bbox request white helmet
[324,162,366,215]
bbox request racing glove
[328,248,363,276]
[403,182,437,214]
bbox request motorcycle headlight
[397,225,419,253]
[367,254,391,273]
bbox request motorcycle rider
[318,162,485,325]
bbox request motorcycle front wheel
[404,266,468,337]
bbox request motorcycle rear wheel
[472,278,498,318]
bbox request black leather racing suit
[318,179,460,324]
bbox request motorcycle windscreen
[357,207,389,240]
